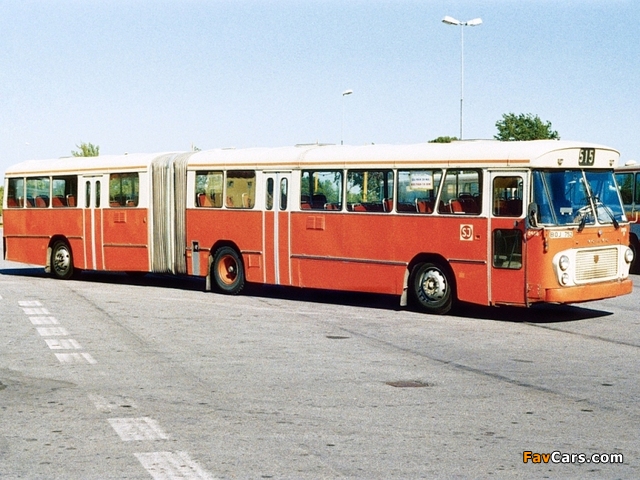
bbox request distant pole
[341,89,353,145]
[442,16,482,140]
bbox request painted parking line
[108,417,169,441]
[29,316,59,325]
[45,338,82,350]
[21,307,50,315]
[134,451,216,480]
[54,352,97,364]
[36,327,70,336]
[18,300,42,307]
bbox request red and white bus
[615,162,640,273]
[3,140,634,314]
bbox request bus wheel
[410,262,454,315]
[211,246,245,294]
[50,240,74,280]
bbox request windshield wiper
[596,201,620,229]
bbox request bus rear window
[6,178,25,208]
[225,170,255,209]
[110,173,139,207]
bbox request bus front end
[525,167,634,305]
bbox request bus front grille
[575,248,618,281]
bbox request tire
[50,240,74,280]
[630,237,639,274]
[211,246,245,294]
[409,262,454,315]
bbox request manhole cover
[385,380,432,388]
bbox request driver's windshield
[532,169,625,227]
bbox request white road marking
[45,339,82,350]
[29,316,59,325]
[22,307,50,315]
[54,352,97,364]
[134,451,216,480]
[18,300,42,306]
[108,417,169,441]
[36,327,70,336]
[88,394,137,413]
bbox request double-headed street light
[442,15,482,140]
[341,89,353,145]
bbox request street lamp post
[341,89,353,145]
[442,16,482,140]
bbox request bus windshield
[532,169,625,227]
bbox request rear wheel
[409,262,454,315]
[50,240,74,280]
[211,246,245,294]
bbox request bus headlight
[559,255,570,271]
[561,273,570,285]
[624,247,634,264]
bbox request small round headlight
[561,272,570,285]
[559,255,570,271]
[624,247,634,264]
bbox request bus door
[489,172,527,305]
[264,172,292,285]
[81,176,104,270]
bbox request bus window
[52,176,78,208]
[346,170,393,212]
[300,170,343,211]
[636,173,640,205]
[280,178,288,211]
[109,173,139,207]
[225,170,255,209]
[265,177,274,210]
[195,171,223,208]
[492,176,523,217]
[7,178,25,208]
[438,169,481,215]
[397,169,442,214]
[26,177,50,208]
[493,229,523,269]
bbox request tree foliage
[72,142,100,157]
[494,113,559,141]
[429,136,458,143]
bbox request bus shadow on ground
[0,267,613,322]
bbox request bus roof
[4,140,619,176]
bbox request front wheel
[211,247,245,294]
[50,240,74,280]
[409,262,454,315]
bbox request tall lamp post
[442,16,482,140]
[341,89,353,145]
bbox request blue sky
[1,0,639,177]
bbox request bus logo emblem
[460,224,474,241]
[594,255,599,264]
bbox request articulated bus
[2,140,634,314]
[615,162,640,272]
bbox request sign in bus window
[26,177,50,208]
[493,229,522,269]
[397,170,442,213]
[52,176,77,208]
[492,176,523,217]
[346,170,393,212]
[300,170,343,211]
[195,171,223,208]
[225,170,255,209]
[438,169,481,215]
[6,178,25,208]
[109,173,139,207]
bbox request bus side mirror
[526,202,539,228]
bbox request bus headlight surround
[559,255,570,271]
[624,247,634,264]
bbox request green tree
[495,113,559,141]
[72,142,100,157]
[429,136,458,143]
